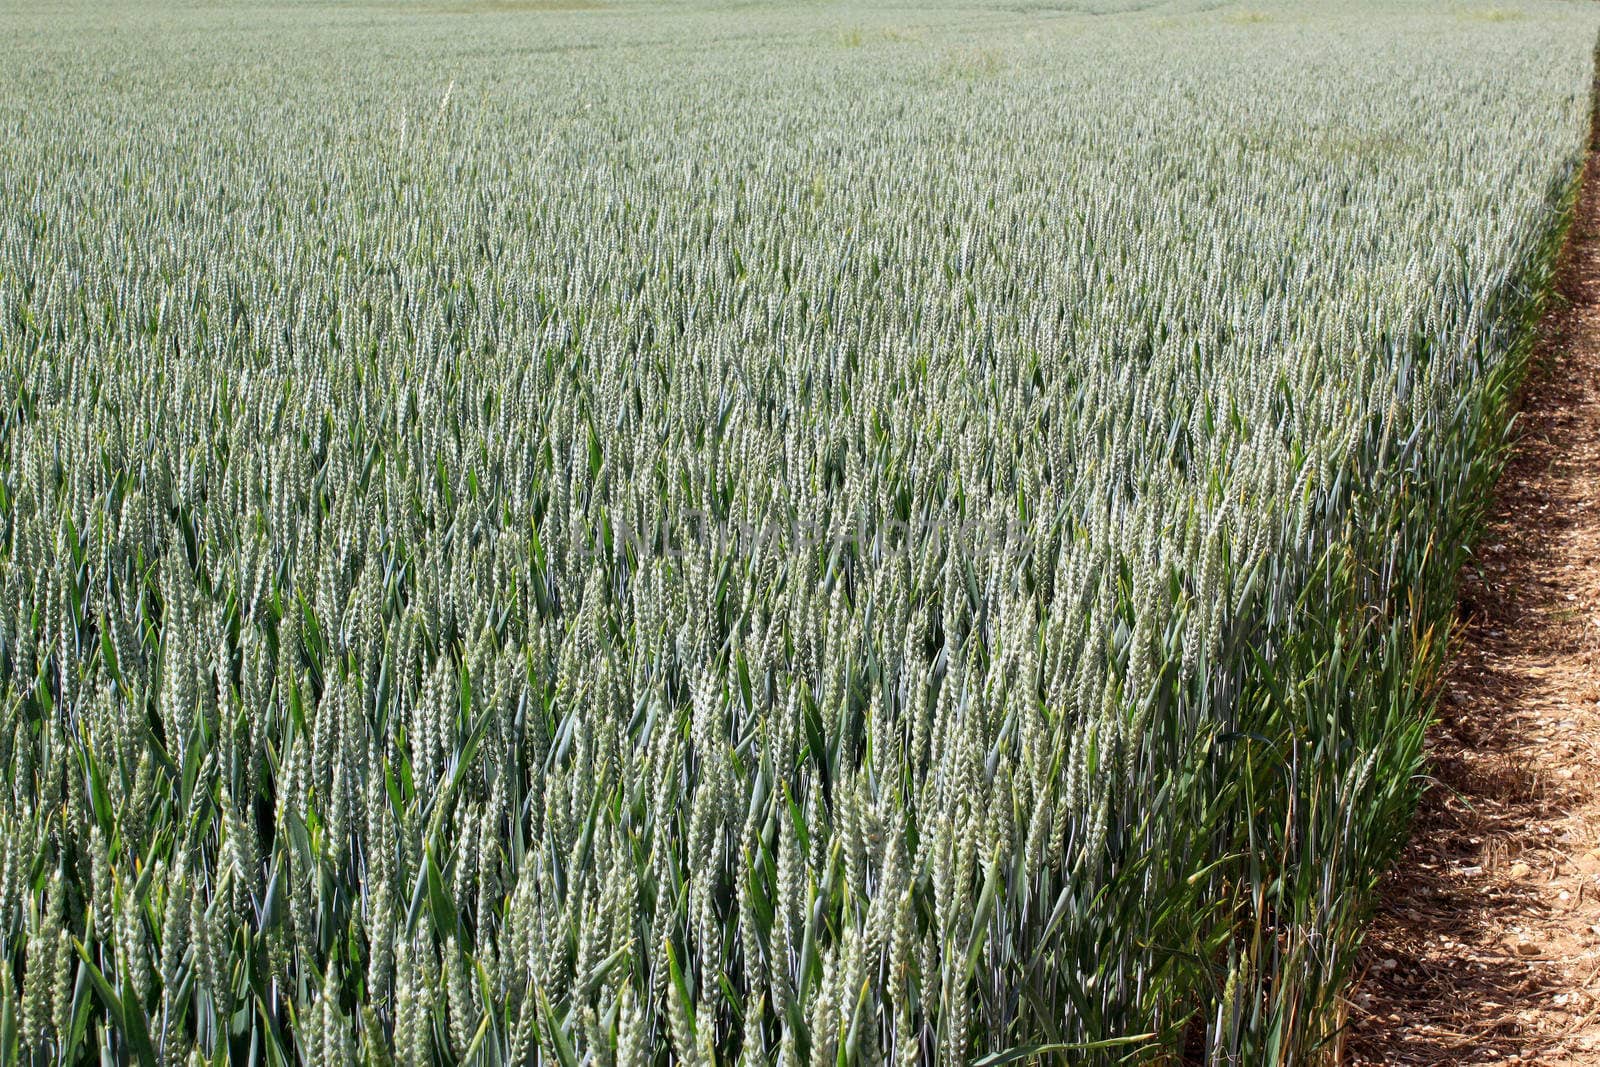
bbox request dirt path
[1343,142,1600,1064]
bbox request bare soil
[1344,143,1600,1064]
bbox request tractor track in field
[1343,128,1600,1064]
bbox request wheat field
[0,0,1595,1062]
